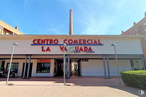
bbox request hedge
[120,70,146,90]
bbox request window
[135,29,137,31]
[145,29,146,32]
[129,33,131,35]
[143,23,146,26]
[133,60,143,70]
[132,31,134,33]
[36,63,50,73]
[7,63,19,73]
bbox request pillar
[27,55,31,79]
[67,55,70,78]
[23,55,28,79]
[64,55,66,76]
[106,56,110,79]
[78,60,81,76]
[130,59,134,70]
[142,55,146,70]
[103,56,107,79]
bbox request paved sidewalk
[0,77,145,97]
[0,76,125,86]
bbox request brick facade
[121,12,146,35]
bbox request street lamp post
[63,43,66,85]
[111,43,121,86]
[6,43,18,85]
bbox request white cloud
[46,22,67,35]
[73,0,126,35]
[81,16,114,35]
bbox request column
[142,55,146,70]
[68,55,70,78]
[23,55,28,79]
[27,55,31,79]
[130,59,134,70]
[56,62,58,76]
[64,55,66,77]
[78,60,80,76]
[106,56,110,79]
[103,56,107,79]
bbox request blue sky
[0,0,146,35]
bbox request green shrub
[120,70,146,90]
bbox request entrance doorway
[71,62,79,76]
[70,59,82,77]
[55,61,63,76]
[54,59,69,77]
[54,59,81,77]
[21,63,33,77]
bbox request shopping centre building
[0,35,146,79]
[0,10,146,79]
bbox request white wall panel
[109,60,132,76]
[81,60,104,76]
[0,39,143,55]
[81,59,132,76]
[91,40,142,54]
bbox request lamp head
[111,43,116,46]
[13,43,18,46]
